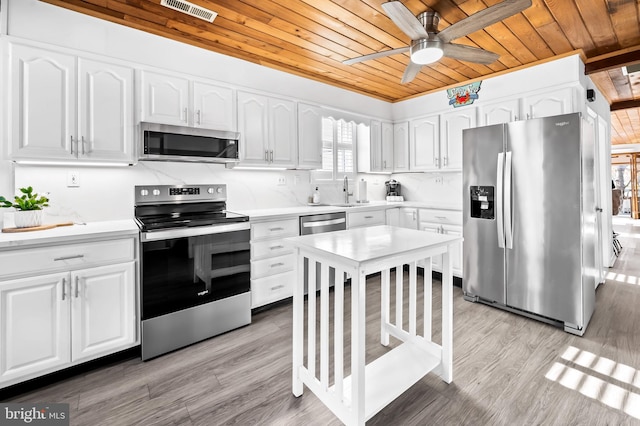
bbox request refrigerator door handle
[504,151,513,249]
[496,152,505,248]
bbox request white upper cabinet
[10,43,134,163]
[393,121,409,172]
[381,122,394,172]
[523,87,574,119]
[192,81,236,131]
[10,44,76,161]
[440,108,475,171]
[479,98,521,126]
[297,103,323,169]
[141,70,236,130]
[140,70,189,126]
[409,114,439,171]
[238,91,297,168]
[78,58,134,162]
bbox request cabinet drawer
[418,209,462,225]
[347,209,386,229]
[252,239,293,260]
[251,253,295,279]
[0,238,135,278]
[251,218,298,240]
[251,272,293,308]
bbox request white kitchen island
[286,225,461,426]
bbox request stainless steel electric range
[134,184,250,360]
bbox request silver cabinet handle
[271,284,285,291]
[62,277,67,301]
[196,109,201,125]
[183,107,188,122]
[270,262,285,268]
[364,215,374,219]
[269,245,284,250]
[269,227,284,231]
[75,275,80,298]
[70,135,74,155]
[412,211,417,221]
[54,254,84,261]
[270,150,274,162]
[265,150,269,161]
[81,136,86,155]
[443,156,448,167]
[434,157,439,167]
[435,216,447,220]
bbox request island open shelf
[286,225,462,425]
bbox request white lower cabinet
[250,218,299,308]
[0,237,138,389]
[347,209,386,229]
[418,209,463,277]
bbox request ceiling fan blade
[442,43,500,64]
[438,0,532,43]
[401,61,423,84]
[382,1,429,41]
[343,47,409,65]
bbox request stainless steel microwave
[139,122,240,163]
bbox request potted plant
[0,186,50,228]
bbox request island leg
[439,246,453,383]
[350,268,367,425]
[292,249,304,397]
[380,268,390,346]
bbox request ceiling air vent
[160,0,217,23]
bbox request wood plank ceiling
[40,0,640,146]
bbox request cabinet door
[441,109,475,170]
[71,262,136,362]
[410,115,439,171]
[10,44,76,160]
[524,87,574,119]
[442,225,463,276]
[237,91,269,165]
[269,97,297,167]
[298,103,323,169]
[359,119,382,173]
[0,273,70,384]
[141,70,189,125]
[480,98,520,125]
[381,122,394,172]
[399,208,418,229]
[192,81,235,131]
[78,58,134,162]
[393,121,409,172]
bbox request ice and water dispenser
[469,186,494,219]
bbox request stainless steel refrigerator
[462,112,598,336]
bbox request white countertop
[285,225,461,265]
[238,201,461,221]
[0,219,139,249]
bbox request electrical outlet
[277,175,286,186]
[435,176,443,184]
[67,171,80,187]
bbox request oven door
[140,222,250,321]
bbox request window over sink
[312,115,359,182]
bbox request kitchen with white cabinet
[0,0,633,425]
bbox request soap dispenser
[312,187,320,204]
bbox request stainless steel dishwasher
[299,211,347,293]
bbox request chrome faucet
[343,175,353,204]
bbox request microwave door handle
[496,152,505,249]
[504,151,513,249]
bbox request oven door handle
[141,222,250,241]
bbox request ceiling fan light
[410,39,443,65]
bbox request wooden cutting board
[2,222,74,233]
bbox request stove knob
[140,189,149,196]
[216,187,223,194]
[207,187,215,194]
[152,189,161,196]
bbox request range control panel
[135,184,226,205]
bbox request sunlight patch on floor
[545,346,640,420]
[605,271,639,285]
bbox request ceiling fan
[344,0,532,83]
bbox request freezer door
[463,124,506,304]
[505,114,583,324]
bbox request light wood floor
[6,218,640,425]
